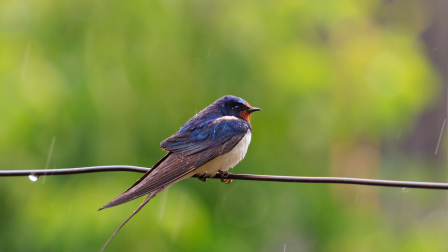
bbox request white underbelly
[192,131,252,177]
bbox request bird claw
[218,171,232,184]
[198,173,208,182]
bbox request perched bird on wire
[98,95,260,251]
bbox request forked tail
[99,188,164,252]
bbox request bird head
[214,95,261,123]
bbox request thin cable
[1,165,448,190]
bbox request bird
[98,95,260,251]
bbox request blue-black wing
[161,117,251,166]
[100,116,250,209]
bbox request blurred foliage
[0,0,445,251]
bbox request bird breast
[194,131,252,177]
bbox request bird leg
[197,173,208,182]
[218,170,232,184]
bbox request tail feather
[98,152,171,211]
[99,188,164,252]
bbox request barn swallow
[98,95,260,251]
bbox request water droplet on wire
[402,187,410,193]
[29,175,39,182]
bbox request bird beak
[247,107,261,113]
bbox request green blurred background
[1,0,448,251]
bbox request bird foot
[218,171,232,184]
[198,173,208,182]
